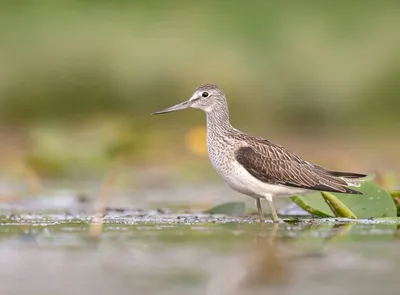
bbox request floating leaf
[205,202,246,216]
[291,181,397,218]
[390,191,400,216]
[321,192,357,219]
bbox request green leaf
[290,196,332,217]
[389,191,400,216]
[205,202,246,216]
[321,192,357,219]
[291,181,397,218]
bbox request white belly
[206,135,308,201]
[214,160,308,201]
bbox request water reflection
[206,222,398,295]
[0,217,399,295]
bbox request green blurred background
[0,0,399,190]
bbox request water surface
[0,186,399,295]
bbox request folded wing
[234,142,366,195]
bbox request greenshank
[152,84,366,222]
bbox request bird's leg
[256,198,265,222]
[267,200,279,223]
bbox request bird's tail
[327,170,367,188]
[342,178,363,187]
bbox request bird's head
[152,84,226,115]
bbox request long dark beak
[151,100,190,115]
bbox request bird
[152,84,366,222]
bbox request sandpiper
[152,84,366,222]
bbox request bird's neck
[205,103,233,135]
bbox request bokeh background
[0,0,399,198]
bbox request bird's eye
[202,92,209,98]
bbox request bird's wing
[234,140,362,195]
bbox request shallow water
[1,214,399,295]
[0,186,399,295]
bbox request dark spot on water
[77,194,90,203]
[157,208,171,214]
